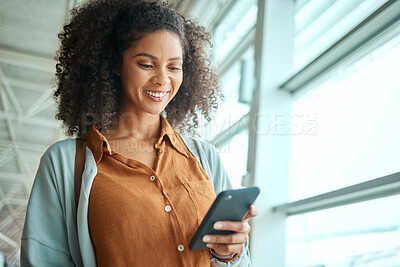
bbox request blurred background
[1,0,400,266]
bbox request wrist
[210,248,235,260]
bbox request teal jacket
[20,137,251,266]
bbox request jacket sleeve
[20,141,81,267]
[209,145,252,267]
[195,141,252,267]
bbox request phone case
[189,186,260,250]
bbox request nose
[152,69,168,86]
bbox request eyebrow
[134,53,182,61]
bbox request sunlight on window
[218,129,249,189]
[201,48,252,141]
[293,0,386,71]
[214,0,257,63]
[289,32,400,201]
[286,195,400,266]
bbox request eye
[139,63,154,69]
[168,65,182,71]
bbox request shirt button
[165,205,172,212]
[177,245,184,252]
[149,175,156,182]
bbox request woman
[21,0,258,266]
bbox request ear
[113,68,121,76]
[111,50,121,76]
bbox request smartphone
[189,186,260,251]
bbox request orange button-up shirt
[85,117,216,266]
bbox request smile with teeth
[144,90,169,98]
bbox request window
[284,2,400,265]
[211,47,254,136]
[213,0,257,63]
[200,47,253,141]
[286,195,400,266]
[218,128,249,189]
[289,27,400,201]
[200,0,257,189]
[184,0,400,265]
[293,0,388,71]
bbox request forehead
[129,31,183,57]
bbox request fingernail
[206,243,213,248]
[214,222,223,229]
[203,236,211,242]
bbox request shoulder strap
[74,138,86,213]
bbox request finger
[243,205,259,221]
[213,221,251,233]
[207,243,244,254]
[203,233,248,244]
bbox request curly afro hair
[54,0,221,137]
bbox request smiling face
[117,31,183,118]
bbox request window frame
[187,0,400,265]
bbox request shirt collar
[85,125,112,164]
[156,116,189,158]
[85,116,189,164]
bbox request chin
[145,108,165,116]
[144,102,170,115]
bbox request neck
[105,111,161,141]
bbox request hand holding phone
[189,187,260,251]
[205,204,259,258]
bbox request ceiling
[0,0,201,262]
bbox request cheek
[121,68,147,88]
[172,73,183,89]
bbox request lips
[143,90,170,101]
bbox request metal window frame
[217,26,256,77]
[280,0,400,93]
[273,171,400,216]
[210,113,249,148]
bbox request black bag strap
[74,138,86,213]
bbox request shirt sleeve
[20,141,82,267]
